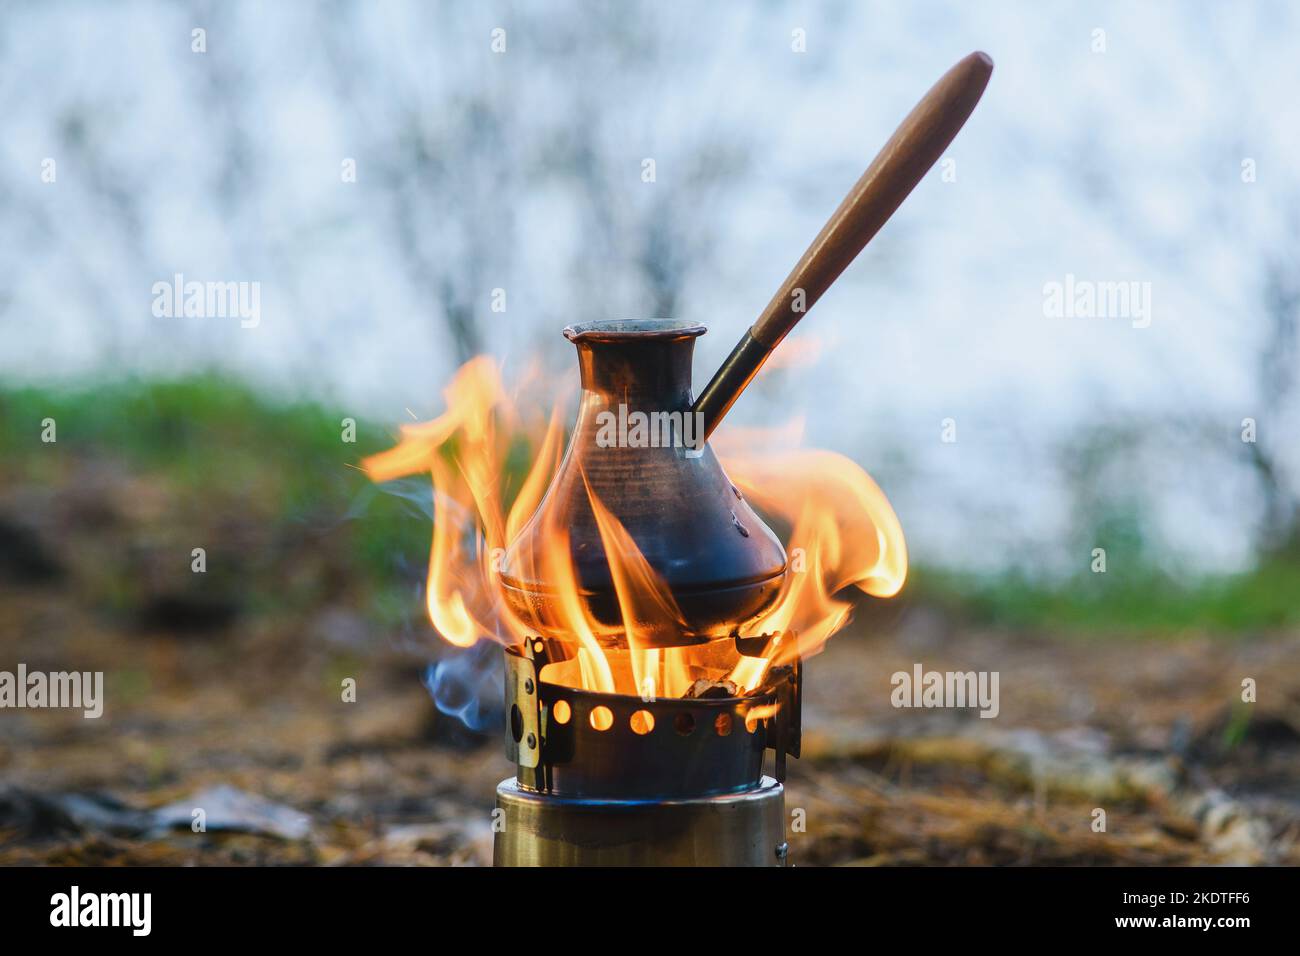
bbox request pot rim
[564,318,706,343]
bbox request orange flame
[362,357,906,698]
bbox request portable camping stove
[494,636,801,866]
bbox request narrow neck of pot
[565,321,706,412]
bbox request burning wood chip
[683,678,740,700]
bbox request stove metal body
[494,638,800,866]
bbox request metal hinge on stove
[734,631,802,782]
[504,638,547,774]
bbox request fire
[362,357,907,698]
[714,426,907,689]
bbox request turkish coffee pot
[499,53,993,649]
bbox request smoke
[347,477,434,521]
[422,640,503,733]
[349,477,505,731]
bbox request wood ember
[684,678,740,700]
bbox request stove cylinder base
[493,776,788,867]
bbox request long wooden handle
[693,51,993,438]
[752,51,993,347]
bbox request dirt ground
[2,587,1296,865]
[1,454,1297,866]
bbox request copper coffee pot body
[500,320,787,648]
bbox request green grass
[3,373,373,487]
[0,373,428,587]
[3,373,1297,636]
[910,561,1300,636]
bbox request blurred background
[0,1,1297,865]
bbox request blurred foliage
[0,374,428,597]
[912,561,1300,636]
[3,374,1297,637]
